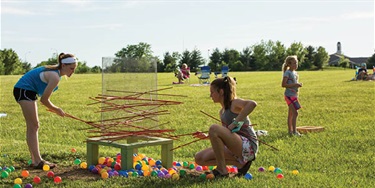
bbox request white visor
[61,57,77,64]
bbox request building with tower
[328,42,369,68]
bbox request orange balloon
[21,170,29,178]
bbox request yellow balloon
[141,165,149,171]
[98,157,106,165]
[80,162,88,169]
[143,169,150,176]
[149,159,156,166]
[171,173,180,180]
[133,156,141,162]
[101,172,109,179]
[43,164,50,171]
[292,170,299,175]
[138,153,146,159]
[107,157,114,163]
[268,166,275,172]
[14,178,22,184]
[168,169,176,175]
[100,169,107,175]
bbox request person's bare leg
[19,100,43,166]
[290,105,299,133]
[208,124,243,174]
[288,106,293,135]
[177,72,183,83]
[195,147,242,167]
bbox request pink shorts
[284,96,301,110]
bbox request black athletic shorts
[13,87,38,102]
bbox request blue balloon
[244,173,253,180]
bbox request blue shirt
[14,66,60,96]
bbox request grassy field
[0,69,374,187]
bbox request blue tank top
[220,108,259,153]
[14,66,60,96]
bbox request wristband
[231,119,244,133]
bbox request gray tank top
[220,109,259,153]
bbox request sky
[1,0,374,67]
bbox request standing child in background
[194,76,258,178]
[13,53,78,169]
[281,55,303,136]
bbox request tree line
[1,40,374,75]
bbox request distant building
[328,42,369,68]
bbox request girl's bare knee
[208,124,221,135]
[194,152,204,165]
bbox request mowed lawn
[0,69,374,187]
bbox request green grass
[1,70,374,187]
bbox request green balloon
[199,174,206,179]
[74,158,82,165]
[151,171,158,177]
[275,168,283,174]
[189,164,195,169]
[9,166,15,172]
[13,184,22,188]
[132,172,139,177]
[1,171,9,178]
[179,169,186,176]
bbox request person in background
[13,53,78,169]
[357,63,368,80]
[281,55,303,136]
[194,76,258,178]
[173,63,190,84]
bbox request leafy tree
[189,49,205,71]
[21,62,32,73]
[302,45,315,70]
[115,42,153,59]
[179,50,191,70]
[338,55,350,69]
[239,47,253,71]
[163,52,180,72]
[366,53,375,69]
[314,47,329,70]
[209,48,222,72]
[222,49,240,70]
[75,61,90,73]
[251,41,268,70]
[268,41,286,71]
[286,42,307,68]
[35,57,58,67]
[110,42,156,73]
[0,48,23,75]
[231,60,244,71]
[90,66,102,73]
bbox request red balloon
[47,171,55,178]
[54,176,62,184]
[277,174,284,179]
[33,176,41,184]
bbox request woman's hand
[54,107,65,117]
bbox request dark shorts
[13,87,38,102]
